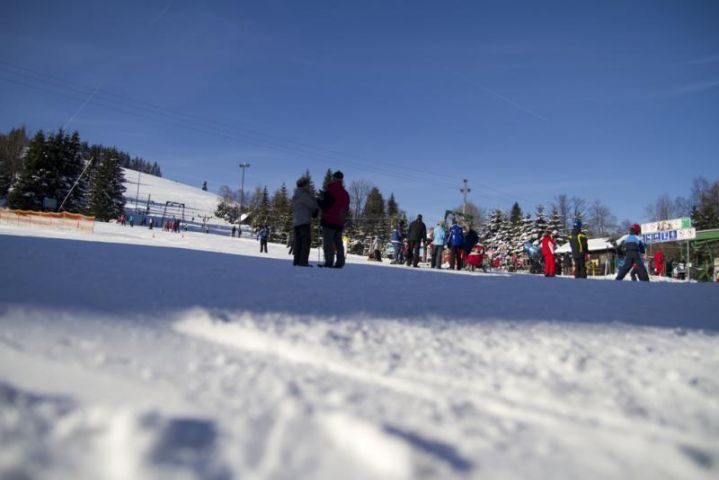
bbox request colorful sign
[641,217,691,234]
[643,228,696,244]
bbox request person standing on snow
[462,224,479,267]
[447,220,464,270]
[291,176,319,267]
[390,221,405,264]
[431,221,446,269]
[406,214,427,267]
[569,219,589,278]
[616,224,650,281]
[257,225,269,253]
[317,170,350,268]
[541,229,558,277]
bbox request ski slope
[0,221,718,480]
[122,168,227,225]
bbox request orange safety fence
[0,208,95,233]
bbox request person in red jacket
[318,170,350,268]
[653,250,665,276]
[541,229,558,277]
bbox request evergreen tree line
[1,127,127,221]
[214,169,719,247]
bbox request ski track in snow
[1,222,719,479]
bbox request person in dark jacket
[447,220,464,270]
[257,225,269,253]
[318,171,350,268]
[462,225,479,264]
[569,219,588,278]
[616,224,650,281]
[406,214,427,267]
[291,176,319,267]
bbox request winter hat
[332,171,344,180]
[296,176,309,188]
[573,219,582,230]
[630,223,641,235]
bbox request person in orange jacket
[541,229,558,277]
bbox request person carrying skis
[569,219,588,278]
[406,214,427,267]
[447,220,464,270]
[541,229,558,277]
[291,176,319,267]
[616,224,650,281]
[430,221,446,269]
[317,170,350,268]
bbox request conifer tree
[9,129,86,212]
[322,169,333,189]
[86,148,126,220]
[253,186,271,228]
[271,183,292,240]
[361,187,387,238]
[0,126,29,197]
[509,202,523,226]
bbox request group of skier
[287,169,651,280]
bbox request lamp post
[460,178,471,215]
[239,162,251,217]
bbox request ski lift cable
[0,61,545,208]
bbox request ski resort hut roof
[555,237,615,254]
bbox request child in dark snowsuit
[616,224,649,281]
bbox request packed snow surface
[1,222,718,480]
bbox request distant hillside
[122,168,227,226]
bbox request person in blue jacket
[447,220,464,270]
[615,224,649,281]
[431,221,447,269]
[390,220,405,264]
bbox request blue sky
[1,0,718,224]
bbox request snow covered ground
[1,221,718,480]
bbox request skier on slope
[615,224,650,281]
[317,171,350,268]
[541,229,558,277]
[569,219,589,278]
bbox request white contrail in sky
[63,83,101,129]
[476,83,549,121]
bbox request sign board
[42,197,57,210]
[641,217,691,234]
[643,228,696,245]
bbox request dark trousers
[322,226,344,268]
[260,239,268,253]
[293,224,311,266]
[431,245,444,269]
[573,256,587,278]
[406,241,421,266]
[616,256,649,281]
[449,246,463,270]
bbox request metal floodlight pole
[239,162,251,219]
[460,178,471,215]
